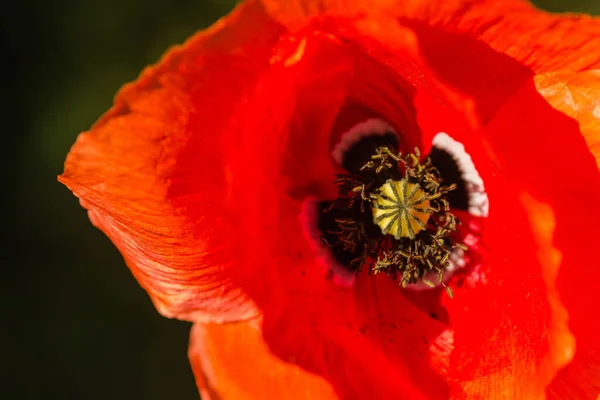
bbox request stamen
[320,145,465,295]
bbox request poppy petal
[262,0,600,125]
[397,3,600,125]
[400,1,600,73]
[530,71,600,399]
[444,71,600,398]
[188,319,337,399]
[59,0,285,322]
[263,0,600,72]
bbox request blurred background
[2,0,598,399]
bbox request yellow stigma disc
[372,179,432,240]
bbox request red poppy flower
[60,0,600,398]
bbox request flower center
[319,144,464,296]
[372,179,431,240]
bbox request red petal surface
[531,71,600,400]
[188,320,337,399]
[60,0,285,322]
[263,0,600,125]
[465,71,600,399]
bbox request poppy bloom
[60,0,600,398]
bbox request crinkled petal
[188,320,337,399]
[400,1,600,73]
[59,0,285,322]
[262,0,600,125]
[262,0,600,72]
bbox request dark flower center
[318,133,473,295]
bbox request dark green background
[3,1,597,399]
